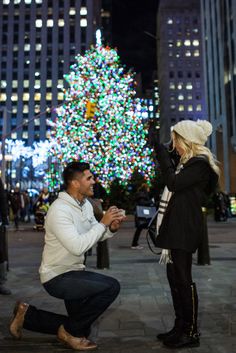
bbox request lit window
[25,0,32,4]
[35,0,42,3]
[23,105,29,113]
[188,105,193,111]
[46,130,51,139]
[35,106,40,113]
[184,39,191,46]
[0,81,7,88]
[69,8,76,16]
[0,94,7,101]
[46,92,52,100]
[12,81,18,88]
[177,83,183,90]
[47,19,53,27]
[35,19,42,28]
[186,83,193,90]
[80,7,87,15]
[34,118,40,125]
[80,19,87,27]
[12,106,17,113]
[169,82,175,89]
[176,52,180,58]
[23,80,29,88]
[193,39,199,46]
[24,44,30,51]
[11,132,17,139]
[178,94,184,100]
[35,72,40,77]
[149,105,154,112]
[3,0,10,4]
[57,92,64,100]
[23,93,30,101]
[168,40,174,47]
[196,104,202,111]
[167,18,173,24]
[26,60,30,64]
[36,44,42,51]
[14,0,21,3]
[47,80,52,87]
[194,50,200,56]
[187,94,193,100]
[178,105,184,111]
[193,28,199,33]
[57,80,63,88]
[185,50,191,57]
[13,45,18,51]
[11,94,18,102]
[34,80,40,89]
[176,40,182,47]
[34,93,41,101]
[170,104,176,110]
[58,19,65,27]
[22,131,28,139]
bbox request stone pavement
[0,217,236,353]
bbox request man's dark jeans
[23,270,120,337]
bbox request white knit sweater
[39,192,114,283]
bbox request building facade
[157,0,207,143]
[0,0,102,145]
[201,0,236,193]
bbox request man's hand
[100,206,126,230]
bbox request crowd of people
[1,119,234,350]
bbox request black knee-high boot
[164,283,200,348]
[157,285,183,341]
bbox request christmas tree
[47,45,155,190]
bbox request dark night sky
[111,0,159,92]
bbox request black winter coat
[155,144,218,253]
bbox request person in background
[93,174,108,208]
[9,187,22,230]
[0,177,11,295]
[131,183,155,250]
[9,162,125,351]
[153,120,219,349]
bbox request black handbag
[136,205,157,219]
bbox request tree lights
[47,45,155,189]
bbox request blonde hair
[172,131,220,176]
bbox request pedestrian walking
[0,177,11,295]
[153,120,220,348]
[9,162,125,351]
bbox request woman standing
[153,120,219,348]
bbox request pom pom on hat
[172,119,213,145]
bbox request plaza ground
[0,216,236,353]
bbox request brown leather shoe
[9,301,29,339]
[57,325,97,351]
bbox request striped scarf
[156,164,183,264]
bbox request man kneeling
[9,162,125,351]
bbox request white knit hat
[171,119,213,145]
